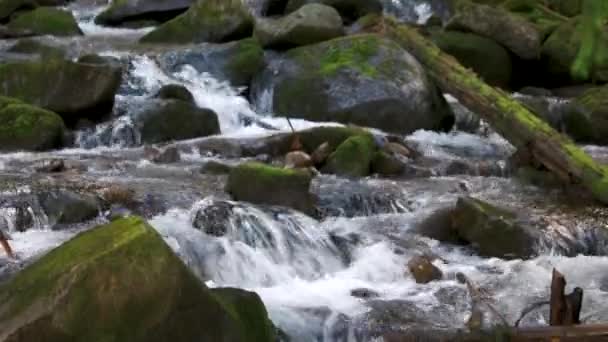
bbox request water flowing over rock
[0,217,276,342]
[251,34,454,135]
[95,0,193,27]
[254,3,344,48]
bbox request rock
[371,151,406,176]
[311,141,332,166]
[285,150,313,168]
[350,288,379,299]
[447,0,542,60]
[285,0,382,22]
[0,0,35,22]
[251,35,454,135]
[77,54,121,66]
[0,96,65,152]
[154,84,194,103]
[140,0,253,44]
[7,39,66,58]
[0,217,275,341]
[192,199,235,236]
[7,8,83,36]
[0,60,122,124]
[101,185,136,207]
[154,146,181,163]
[226,162,316,215]
[407,255,443,284]
[562,86,608,145]
[431,30,512,88]
[542,19,608,82]
[254,3,344,48]
[200,160,234,174]
[548,0,582,17]
[34,158,65,173]
[38,189,100,228]
[323,134,376,177]
[156,38,264,87]
[451,197,540,259]
[95,0,193,27]
[412,207,461,243]
[133,99,220,144]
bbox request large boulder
[0,217,275,342]
[7,8,82,36]
[561,86,608,145]
[251,34,454,135]
[38,190,100,228]
[140,0,253,44]
[133,99,220,144]
[95,0,193,27]
[542,19,608,82]
[447,0,542,60]
[156,38,264,87]
[0,0,35,22]
[0,59,122,124]
[285,0,382,22]
[0,96,65,152]
[450,197,540,259]
[254,3,344,48]
[323,133,377,177]
[226,162,316,215]
[431,30,512,88]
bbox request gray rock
[95,0,193,27]
[38,190,100,228]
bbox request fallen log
[362,17,608,205]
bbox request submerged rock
[153,84,194,103]
[254,3,344,48]
[227,162,316,215]
[0,217,275,341]
[0,96,65,152]
[0,59,122,124]
[6,8,82,36]
[95,0,193,27]
[193,199,235,236]
[323,134,377,177]
[156,38,264,87]
[140,0,253,44]
[252,35,453,135]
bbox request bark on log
[550,269,567,326]
[363,17,608,205]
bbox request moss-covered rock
[254,3,344,48]
[451,197,540,259]
[0,216,275,342]
[323,134,376,177]
[0,97,65,152]
[7,8,83,36]
[140,0,253,44]
[560,85,608,145]
[0,0,35,22]
[227,162,316,215]
[285,0,382,22]
[0,59,122,124]
[371,150,406,176]
[157,38,264,87]
[548,0,582,17]
[447,0,542,60]
[95,0,193,27]
[133,99,220,144]
[431,30,512,88]
[7,38,66,58]
[251,34,454,135]
[542,19,608,82]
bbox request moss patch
[0,102,65,151]
[323,134,377,177]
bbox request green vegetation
[571,0,608,80]
[324,134,377,177]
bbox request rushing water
[2,2,608,341]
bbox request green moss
[324,134,377,177]
[7,8,83,36]
[212,288,275,342]
[298,126,368,153]
[0,95,23,109]
[319,36,378,76]
[8,39,66,58]
[236,162,307,179]
[0,0,34,21]
[226,38,264,80]
[0,103,65,151]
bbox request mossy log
[364,17,608,204]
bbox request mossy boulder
[254,3,344,48]
[447,0,542,60]
[7,38,66,58]
[370,150,406,175]
[157,38,264,87]
[451,197,540,259]
[140,0,253,44]
[227,162,316,215]
[548,0,582,17]
[7,8,83,36]
[0,216,275,342]
[251,34,454,135]
[0,59,122,124]
[561,86,608,145]
[133,99,220,144]
[285,0,382,22]
[431,30,512,88]
[95,0,193,27]
[0,0,35,22]
[542,19,608,82]
[323,134,377,177]
[0,96,65,152]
